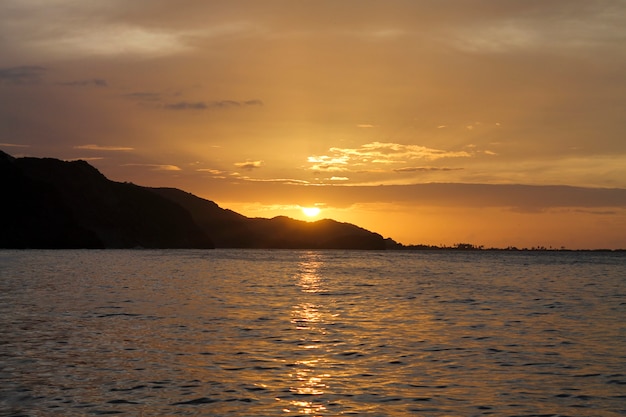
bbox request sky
[1,0,626,249]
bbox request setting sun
[301,207,321,217]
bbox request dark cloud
[572,209,618,216]
[165,101,208,110]
[212,182,626,212]
[164,99,263,110]
[212,100,240,108]
[0,66,47,85]
[59,78,108,87]
[210,99,264,109]
[354,184,626,211]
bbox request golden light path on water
[286,252,330,415]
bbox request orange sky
[1,1,625,248]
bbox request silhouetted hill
[151,188,387,249]
[1,150,213,248]
[1,150,388,249]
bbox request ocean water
[0,249,624,417]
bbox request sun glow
[301,207,321,217]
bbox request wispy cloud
[74,144,134,151]
[32,25,194,58]
[447,7,626,55]
[165,101,208,110]
[307,155,350,172]
[125,94,263,111]
[236,177,310,185]
[340,142,470,161]
[234,160,263,170]
[123,164,181,171]
[308,142,471,172]
[197,168,228,175]
[393,166,463,173]
[165,99,263,111]
[198,165,309,185]
[0,142,30,148]
[65,157,104,161]
[0,66,47,85]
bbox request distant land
[0,150,389,249]
[2,150,624,252]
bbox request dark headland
[0,150,390,249]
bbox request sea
[0,249,624,417]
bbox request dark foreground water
[0,249,625,417]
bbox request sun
[301,206,321,217]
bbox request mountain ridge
[0,150,389,250]
[150,187,388,249]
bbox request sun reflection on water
[291,303,322,330]
[296,252,325,294]
[285,359,331,415]
[285,251,332,415]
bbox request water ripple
[0,249,624,416]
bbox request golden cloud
[123,164,181,171]
[308,142,471,173]
[234,160,264,170]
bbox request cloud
[74,144,134,151]
[446,3,626,55]
[236,177,311,185]
[0,0,263,61]
[330,176,349,181]
[123,164,181,171]
[307,155,350,172]
[571,209,619,216]
[242,183,626,211]
[66,157,103,161]
[0,142,30,148]
[346,142,470,161]
[234,160,263,170]
[31,25,194,59]
[210,100,241,109]
[59,78,107,87]
[197,168,228,175]
[198,164,309,184]
[164,99,263,111]
[128,94,262,110]
[0,66,47,85]
[308,142,471,173]
[393,166,463,173]
[165,101,208,110]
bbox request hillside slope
[0,151,213,249]
[152,187,388,249]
